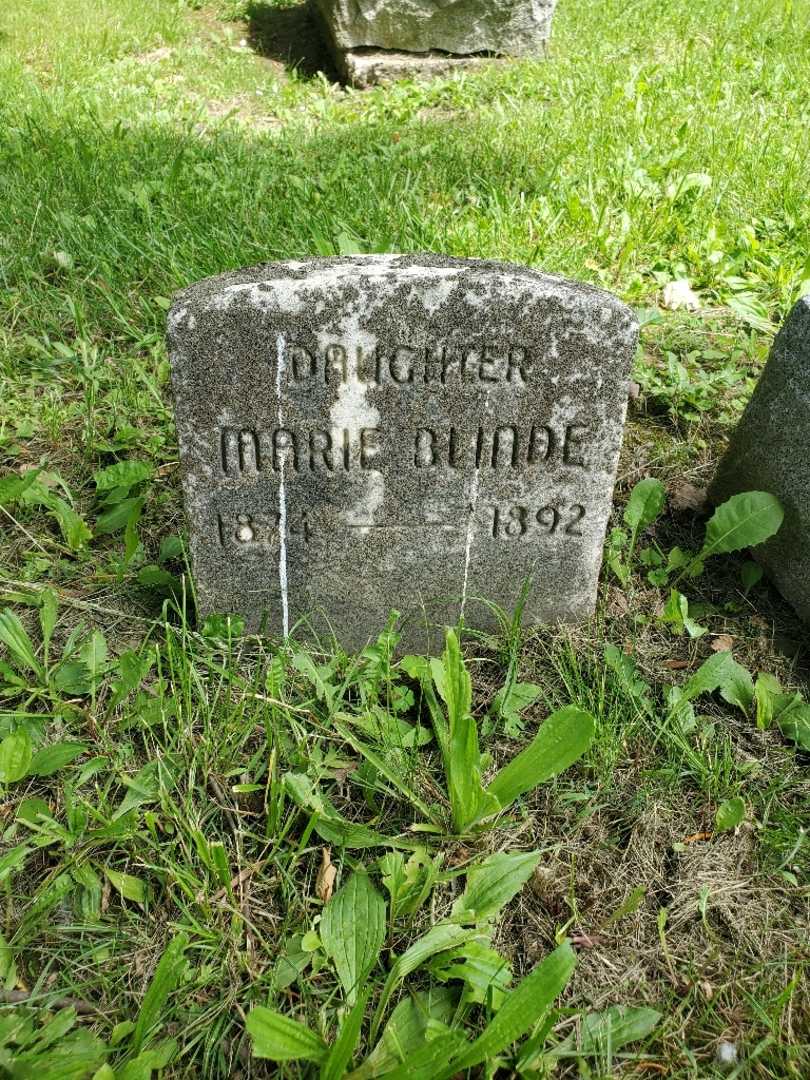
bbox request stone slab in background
[315,0,557,57]
[710,295,810,623]
[333,47,496,89]
[168,255,637,652]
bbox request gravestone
[168,255,637,651]
[313,0,557,87]
[710,294,810,623]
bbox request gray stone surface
[333,46,496,89]
[168,255,637,651]
[314,0,556,57]
[710,294,810,623]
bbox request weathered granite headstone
[317,0,556,55]
[313,0,557,87]
[168,255,637,651]
[710,294,810,623]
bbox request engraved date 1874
[218,511,312,549]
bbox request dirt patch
[508,792,808,1027]
[132,47,174,65]
[201,93,284,132]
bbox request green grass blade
[681,652,754,711]
[320,872,386,1005]
[487,706,595,808]
[715,796,745,831]
[777,701,810,750]
[434,629,495,832]
[333,716,437,824]
[440,942,576,1075]
[132,931,188,1053]
[380,1031,470,1080]
[624,477,667,556]
[0,468,41,508]
[348,987,458,1080]
[450,850,541,923]
[0,843,31,885]
[0,608,43,679]
[401,655,449,759]
[549,1004,662,1057]
[370,924,485,1041]
[319,988,369,1080]
[284,772,417,849]
[28,740,87,777]
[624,477,667,533]
[0,729,33,784]
[700,490,783,558]
[246,1007,328,1063]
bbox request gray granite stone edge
[168,254,635,326]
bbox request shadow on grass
[2,103,558,341]
[245,0,336,80]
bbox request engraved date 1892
[490,503,586,539]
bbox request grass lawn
[1,0,809,1076]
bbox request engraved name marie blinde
[168,257,638,649]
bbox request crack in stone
[276,333,290,637]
